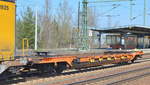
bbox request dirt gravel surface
[94,67,150,85]
[10,58,150,85]
[142,54,150,58]
[121,76,150,85]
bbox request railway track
[39,59,150,85]
[107,72,150,85]
[1,57,150,85]
[68,65,150,85]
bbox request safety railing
[22,38,29,56]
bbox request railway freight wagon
[0,0,144,78]
[0,0,15,61]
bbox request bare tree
[39,0,55,49]
[39,0,74,49]
[57,0,73,48]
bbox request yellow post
[22,38,29,56]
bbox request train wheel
[55,67,63,74]
[48,66,56,74]
[35,64,56,75]
[55,63,67,74]
[127,60,135,64]
[130,56,137,63]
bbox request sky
[16,0,150,29]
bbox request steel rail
[68,66,150,85]
[107,72,150,85]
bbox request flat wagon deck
[0,50,143,76]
